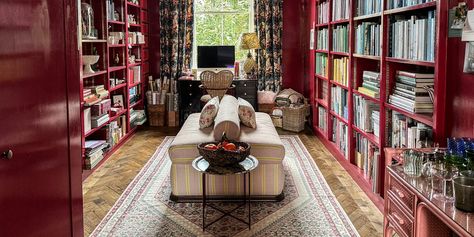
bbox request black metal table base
[202,173,251,231]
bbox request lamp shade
[239,33,261,50]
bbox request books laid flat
[357,71,380,99]
[389,70,434,114]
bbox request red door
[0,0,83,236]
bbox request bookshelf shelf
[353,54,380,61]
[109,83,127,92]
[109,66,127,72]
[385,103,434,126]
[82,39,108,43]
[385,57,435,67]
[80,0,149,180]
[383,1,437,15]
[330,19,350,25]
[330,111,349,125]
[308,0,447,210]
[352,125,380,147]
[330,51,350,57]
[330,80,349,90]
[315,74,329,80]
[315,49,329,53]
[82,70,107,79]
[353,13,381,21]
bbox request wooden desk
[384,149,474,237]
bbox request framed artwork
[113,95,124,109]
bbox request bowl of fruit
[197,136,251,167]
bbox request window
[192,0,254,68]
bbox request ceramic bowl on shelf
[82,55,99,74]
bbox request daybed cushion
[199,96,219,129]
[169,112,285,164]
[238,97,257,128]
[213,95,240,140]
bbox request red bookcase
[307,0,448,210]
[79,0,150,180]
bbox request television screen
[198,46,235,68]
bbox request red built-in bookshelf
[307,0,448,211]
[79,0,149,180]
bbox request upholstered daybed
[168,112,285,201]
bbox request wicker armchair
[199,70,235,101]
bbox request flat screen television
[198,46,235,69]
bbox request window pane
[195,0,250,12]
[195,14,222,46]
[222,13,250,60]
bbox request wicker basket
[148,104,165,126]
[282,104,310,132]
[197,141,251,166]
[258,103,275,114]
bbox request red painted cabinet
[0,0,82,236]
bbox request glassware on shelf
[403,150,424,177]
[81,3,97,39]
[431,163,459,202]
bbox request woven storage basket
[282,104,309,132]
[259,103,275,114]
[148,104,165,126]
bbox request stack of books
[101,117,126,147]
[88,85,109,99]
[353,94,379,134]
[332,118,349,159]
[391,111,433,148]
[318,106,327,131]
[332,0,350,21]
[331,86,348,120]
[387,0,433,10]
[357,71,380,98]
[388,71,434,114]
[317,28,328,50]
[316,53,328,77]
[333,57,349,86]
[332,25,349,53]
[356,0,381,16]
[318,2,329,24]
[355,22,380,56]
[354,135,380,194]
[390,11,436,62]
[83,88,100,106]
[84,140,108,170]
[91,99,111,117]
[91,113,110,128]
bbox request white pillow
[214,95,240,140]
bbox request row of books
[129,86,141,104]
[106,116,127,147]
[355,0,381,17]
[316,53,329,77]
[318,2,330,24]
[332,0,350,21]
[389,11,436,62]
[317,28,328,50]
[331,86,349,120]
[388,71,434,114]
[332,25,349,53]
[387,0,433,10]
[353,94,379,136]
[333,57,349,86]
[320,80,328,101]
[355,22,381,56]
[128,66,141,84]
[354,134,381,194]
[106,0,123,21]
[318,106,328,131]
[332,118,349,159]
[357,71,380,99]
[391,111,433,148]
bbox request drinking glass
[431,163,459,202]
[403,150,423,177]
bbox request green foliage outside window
[194,0,252,64]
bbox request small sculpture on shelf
[82,55,99,75]
[114,53,120,66]
[81,3,97,39]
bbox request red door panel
[0,1,82,236]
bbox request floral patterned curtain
[160,0,194,92]
[254,0,283,92]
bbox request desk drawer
[388,173,415,215]
[388,194,414,237]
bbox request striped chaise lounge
[168,112,285,201]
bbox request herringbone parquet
[83,127,383,237]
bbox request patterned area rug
[91,136,359,237]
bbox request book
[356,0,381,17]
[355,22,381,56]
[318,2,330,24]
[333,57,349,86]
[332,25,349,53]
[332,118,349,159]
[318,106,327,131]
[358,87,379,98]
[332,0,349,21]
[331,86,348,119]
[388,0,434,10]
[317,28,329,50]
[390,111,433,148]
[354,133,381,193]
[316,53,328,77]
[353,94,379,133]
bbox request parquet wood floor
[83,127,383,237]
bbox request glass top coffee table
[192,155,259,231]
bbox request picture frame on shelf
[113,95,124,109]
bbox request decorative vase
[82,55,100,74]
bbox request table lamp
[239,33,261,78]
